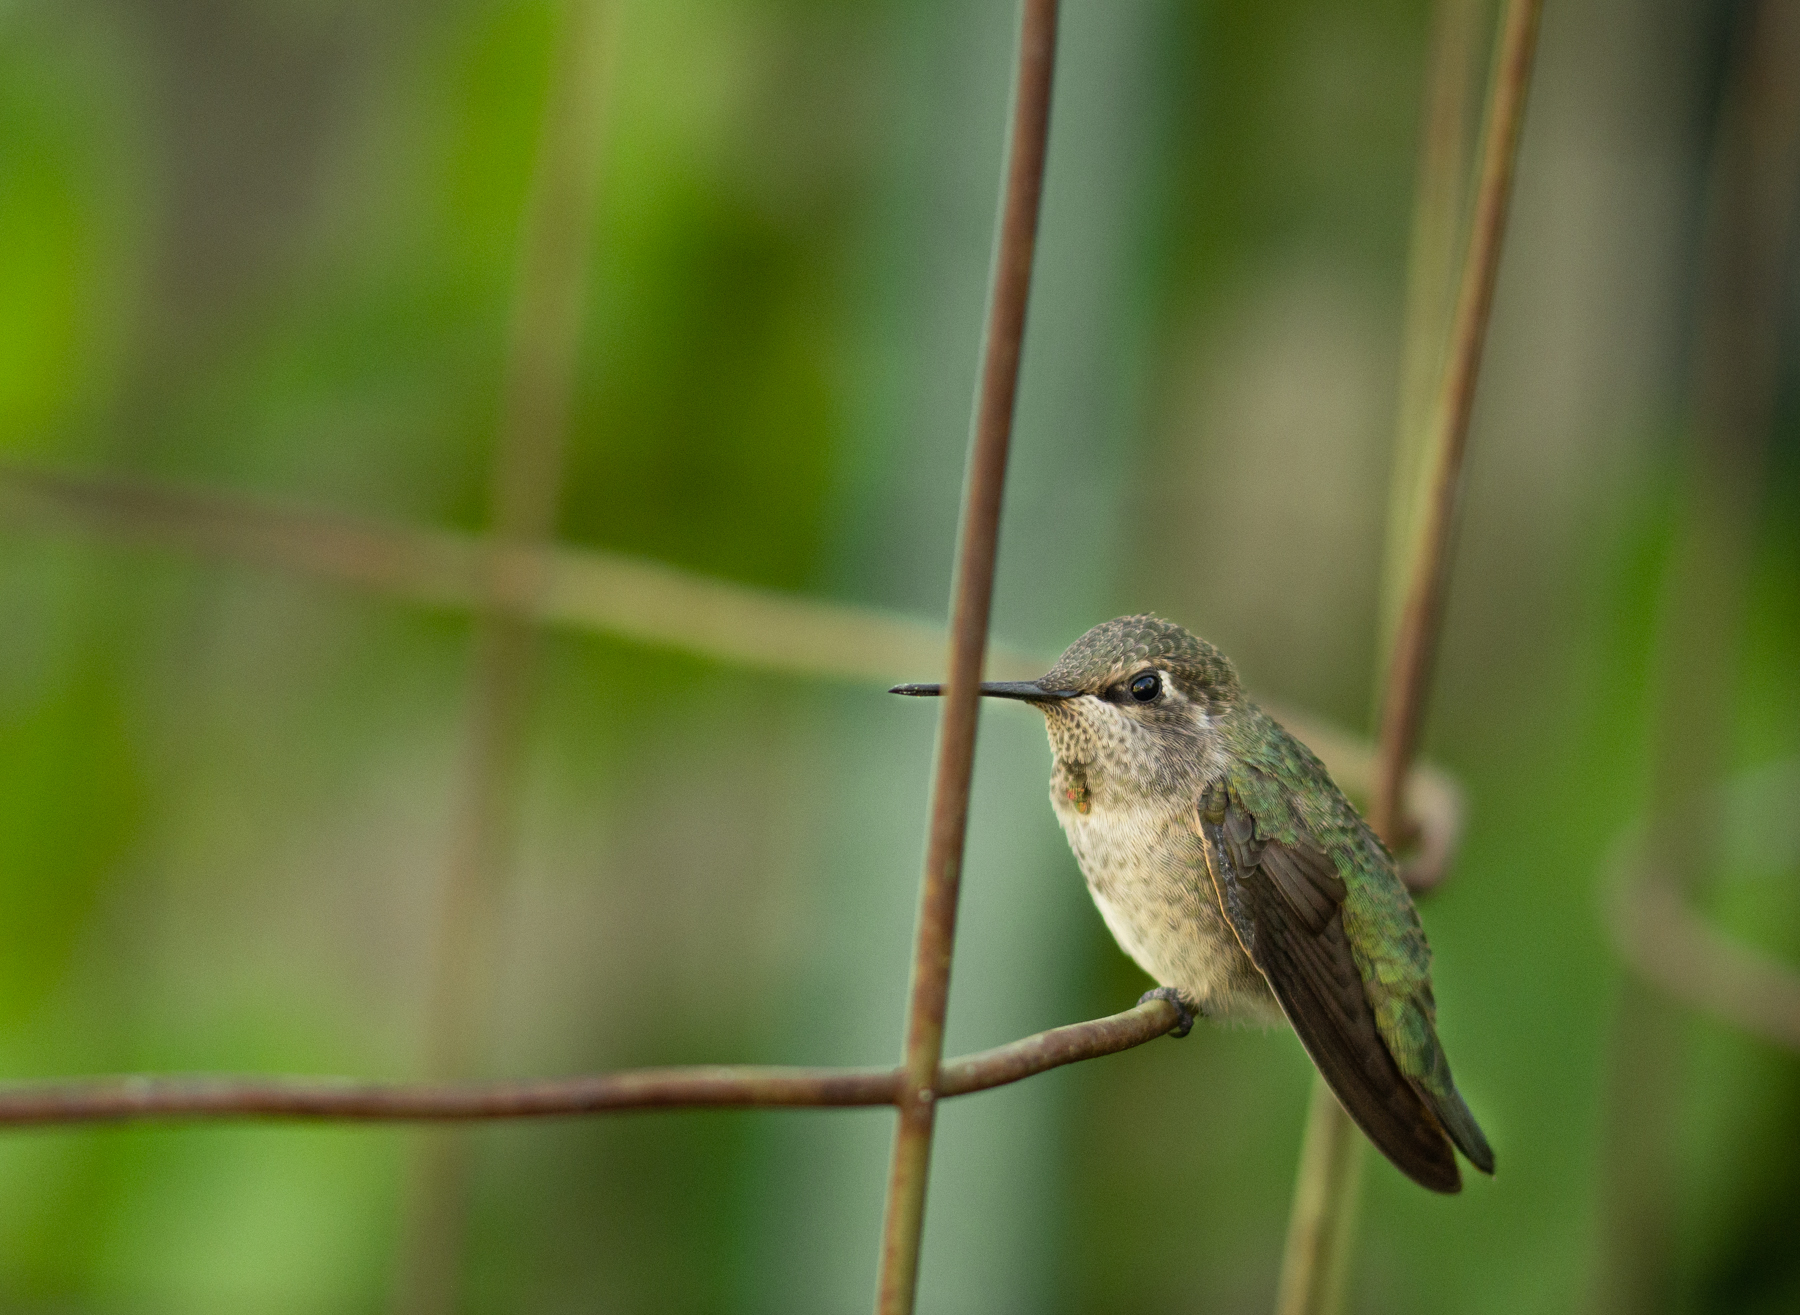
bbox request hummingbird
[893,614,1493,1192]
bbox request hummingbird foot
[1138,988,1195,1039]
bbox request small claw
[1138,987,1194,1039]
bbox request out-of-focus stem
[1606,824,1800,1055]
[1590,5,1800,1312]
[393,4,612,1313]
[0,465,1020,684]
[1274,1080,1366,1315]
[1277,0,1543,1311]
[873,4,1058,1313]
[0,463,1468,889]
[1376,0,1488,667]
[1373,0,1543,832]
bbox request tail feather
[1383,998,1495,1177]
[1419,1080,1494,1175]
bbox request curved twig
[0,999,1180,1128]
[1605,799,1800,1055]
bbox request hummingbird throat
[1062,769,1091,814]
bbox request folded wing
[1197,785,1461,1194]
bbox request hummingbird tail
[1418,1080,1494,1176]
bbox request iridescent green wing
[1196,777,1462,1193]
[1212,706,1494,1180]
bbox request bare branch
[1376,0,1487,667]
[0,999,1180,1128]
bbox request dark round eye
[1129,671,1161,703]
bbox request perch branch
[876,4,1059,1313]
[0,999,1181,1127]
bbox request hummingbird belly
[1051,787,1282,1027]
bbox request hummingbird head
[891,615,1242,800]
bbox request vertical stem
[1373,0,1543,834]
[392,4,612,1313]
[1590,4,1800,1311]
[1275,1,1544,1312]
[1376,0,1488,670]
[1274,1080,1366,1315]
[873,3,1059,1313]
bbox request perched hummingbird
[893,614,1493,1192]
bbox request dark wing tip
[1427,1085,1496,1176]
[1403,1135,1464,1194]
[1326,1071,1463,1194]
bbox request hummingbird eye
[1129,671,1161,703]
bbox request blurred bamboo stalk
[1590,3,1800,1311]
[393,4,613,1312]
[1276,0,1544,1311]
[0,997,1183,1127]
[874,3,1058,1312]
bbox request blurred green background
[1,0,1797,1312]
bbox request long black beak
[888,680,1080,702]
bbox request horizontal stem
[0,463,1026,685]
[0,465,1465,887]
[0,998,1180,1129]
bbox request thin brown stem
[1374,0,1543,842]
[395,4,612,1311]
[874,4,1059,1312]
[1277,1,1543,1311]
[0,998,1180,1128]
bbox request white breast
[1050,788,1280,1025]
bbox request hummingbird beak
[888,681,1080,703]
